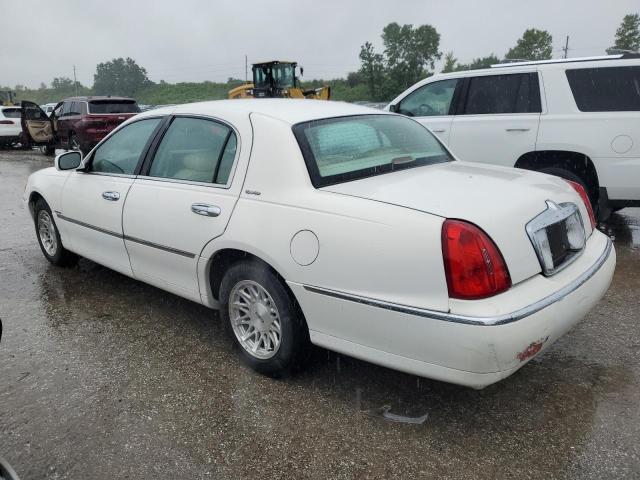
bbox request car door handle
[505,127,531,132]
[102,191,120,201]
[432,128,446,133]
[191,203,221,217]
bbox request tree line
[5,12,639,106]
[357,13,639,101]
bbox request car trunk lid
[321,161,586,284]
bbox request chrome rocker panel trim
[55,212,195,259]
[303,238,612,327]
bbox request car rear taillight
[441,219,511,300]
[0,120,14,124]
[564,180,596,229]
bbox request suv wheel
[540,167,596,208]
[219,260,309,376]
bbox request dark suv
[21,96,140,155]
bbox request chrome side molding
[303,238,612,327]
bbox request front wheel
[34,199,78,267]
[69,133,79,150]
[219,261,309,376]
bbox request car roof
[62,96,136,102]
[431,54,640,79]
[142,99,392,125]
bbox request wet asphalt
[0,150,639,479]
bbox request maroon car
[21,96,140,155]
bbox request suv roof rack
[491,53,640,68]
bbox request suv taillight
[441,219,511,300]
[565,180,596,229]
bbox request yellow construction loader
[228,61,330,100]
[0,90,16,106]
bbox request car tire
[43,145,55,156]
[540,166,596,205]
[219,260,309,376]
[34,198,78,267]
[69,132,81,153]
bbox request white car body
[39,103,57,117]
[387,54,640,213]
[0,106,23,140]
[24,99,615,388]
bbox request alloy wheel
[37,210,58,256]
[229,280,282,359]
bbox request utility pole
[73,65,78,96]
[562,36,570,59]
[245,55,248,83]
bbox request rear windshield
[293,114,452,187]
[2,108,21,118]
[89,100,140,114]
[566,66,640,112]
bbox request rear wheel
[540,166,596,205]
[34,199,78,267]
[219,260,309,376]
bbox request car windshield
[89,100,140,114]
[293,114,453,187]
[2,108,21,118]
[254,64,295,89]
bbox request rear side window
[462,73,541,115]
[566,66,640,112]
[91,118,162,175]
[89,100,140,114]
[148,117,237,184]
[2,108,21,118]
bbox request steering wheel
[97,158,124,174]
[418,103,438,116]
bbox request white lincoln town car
[23,99,615,388]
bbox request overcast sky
[3,0,638,88]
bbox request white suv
[388,54,640,218]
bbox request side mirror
[300,67,304,77]
[55,151,82,171]
[0,455,20,480]
[389,104,399,113]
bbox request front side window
[23,103,48,121]
[398,79,458,117]
[293,114,453,188]
[148,117,237,184]
[462,73,541,115]
[69,101,83,115]
[60,102,71,117]
[91,118,162,175]
[566,66,640,112]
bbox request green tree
[51,77,75,90]
[455,54,500,71]
[93,57,153,97]
[506,28,553,60]
[611,13,640,51]
[441,52,458,73]
[358,41,385,100]
[381,22,441,95]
